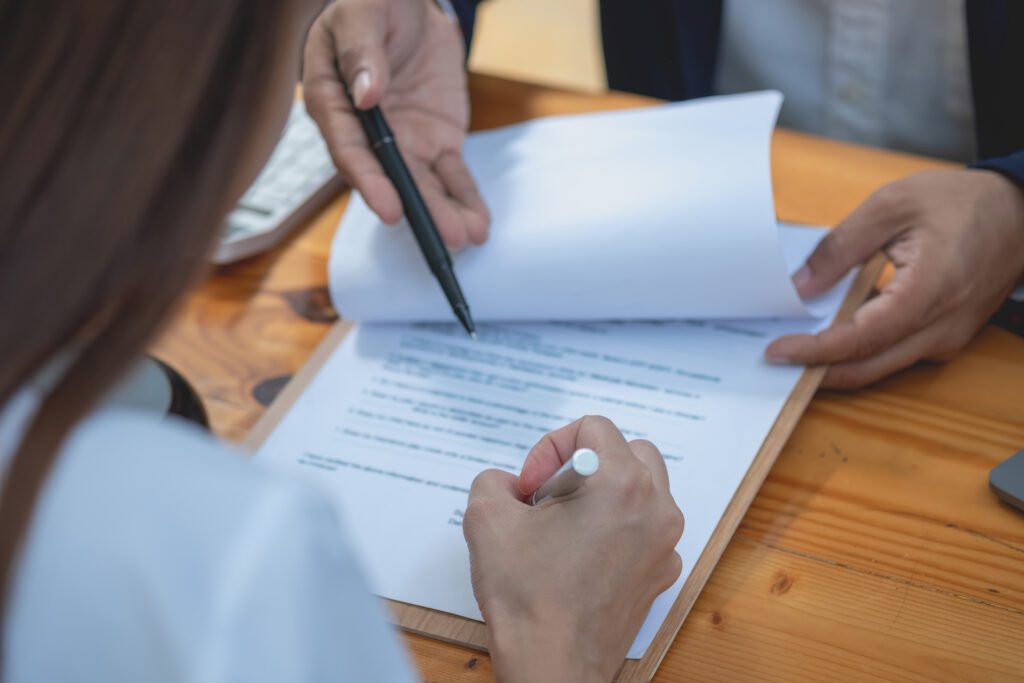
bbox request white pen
[530,448,601,506]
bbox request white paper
[329,91,819,323]
[258,226,855,659]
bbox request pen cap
[531,448,600,505]
[570,448,600,476]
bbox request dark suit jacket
[452,0,1024,183]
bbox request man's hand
[303,0,489,249]
[464,416,683,682]
[767,169,1024,389]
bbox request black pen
[337,65,477,338]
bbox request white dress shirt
[716,0,977,162]
[1,391,416,682]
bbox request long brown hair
[0,0,303,634]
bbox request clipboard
[246,254,883,682]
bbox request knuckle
[580,414,616,433]
[466,470,504,507]
[847,322,887,360]
[336,47,367,79]
[668,552,683,582]
[618,466,655,502]
[927,331,971,362]
[848,331,875,360]
[913,287,947,323]
[301,69,335,111]
[461,497,495,530]
[664,506,685,542]
[657,553,684,593]
[629,438,659,455]
[811,231,842,268]
[871,181,910,215]
[813,326,854,363]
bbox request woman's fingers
[467,416,682,681]
[463,470,521,570]
[467,468,521,509]
[517,416,631,497]
[628,439,670,492]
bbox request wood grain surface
[152,74,1024,682]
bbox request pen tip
[454,304,477,341]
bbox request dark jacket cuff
[449,0,482,47]
[972,150,1024,187]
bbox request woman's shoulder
[4,409,411,683]
[11,407,325,625]
[65,406,267,490]
[6,408,414,682]
[30,406,346,591]
[42,407,321,546]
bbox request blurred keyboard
[215,101,341,264]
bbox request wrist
[487,609,605,682]
[971,168,1024,221]
[970,168,1024,275]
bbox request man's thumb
[331,7,391,109]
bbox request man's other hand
[768,169,1024,389]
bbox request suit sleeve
[973,150,1024,187]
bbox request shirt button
[839,80,866,104]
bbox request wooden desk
[153,75,1024,682]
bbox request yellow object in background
[469,0,606,92]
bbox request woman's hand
[463,416,684,682]
[768,169,1024,389]
[303,0,490,249]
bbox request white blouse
[2,400,416,682]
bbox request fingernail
[352,70,371,107]
[792,265,812,291]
